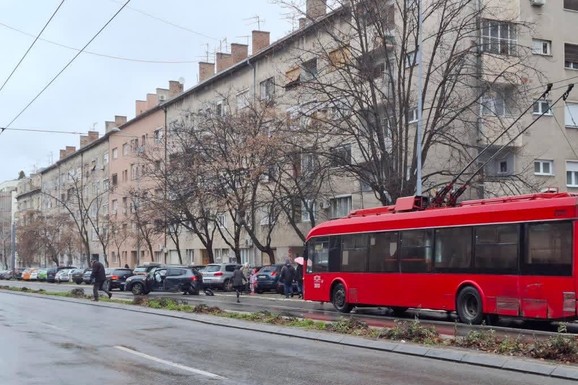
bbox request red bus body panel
[304,193,578,320]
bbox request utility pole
[416,0,424,195]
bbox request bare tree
[278,0,543,205]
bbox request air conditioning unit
[320,200,331,209]
[158,94,167,103]
[529,0,545,6]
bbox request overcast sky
[0,0,295,182]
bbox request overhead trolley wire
[0,0,132,136]
[0,0,66,94]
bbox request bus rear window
[523,221,572,276]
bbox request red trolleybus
[303,192,577,324]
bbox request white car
[55,269,73,283]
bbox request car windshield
[133,267,147,273]
[204,265,221,272]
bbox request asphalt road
[1,292,576,385]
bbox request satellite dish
[178,77,185,85]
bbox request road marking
[114,345,226,380]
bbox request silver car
[55,268,74,283]
[201,263,241,291]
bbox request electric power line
[0,0,66,94]
[0,21,204,64]
[0,0,132,135]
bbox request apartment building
[12,0,578,268]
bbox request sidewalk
[5,290,578,381]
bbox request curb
[3,290,578,380]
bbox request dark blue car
[254,264,284,294]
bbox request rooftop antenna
[201,43,210,62]
[431,83,558,208]
[236,35,250,46]
[244,15,265,30]
[219,37,228,53]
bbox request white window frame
[565,102,578,128]
[236,90,249,110]
[103,152,109,164]
[260,77,275,100]
[405,50,417,68]
[565,43,578,69]
[407,107,418,123]
[534,160,553,176]
[122,143,129,156]
[112,148,118,159]
[566,161,578,187]
[533,100,552,116]
[329,195,352,219]
[532,39,551,56]
[482,20,517,56]
[301,200,316,222]
[482,87,514,117]
[216,213,226,228]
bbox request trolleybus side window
[309,237,329,273]
[368,231,399,272]
[434,227,473,270]
[523,221,572,276]
[399,230,433,273]
[341,234,369,272]
[474,224,519,272]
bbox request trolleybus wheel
[390,307,408,317]
[332,283,353,313]
[456,286,484,324]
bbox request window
[405,50,417,68]
[532,39,551,55]
[564,0,578,11]
[301,153,317,174]
[111,173,118,186]
[308,237,329,273]
[112,199,118,213]
[236,90,249,110]
[301,200,316,222]
[331,144,352,167]
[285,67,300,88]
[130,164,139,180]
[260,77,275,100]
[565,43,578,69]
[328,47,350,69]
[474,225,519,271]
[154,128,163,143]
[122,143,129,156]
[565,102,578,127]
[103,152,109,164]
[534,160,553,175]
[122,170,128,182]
[407,107,418,123]
[112,148,118,159]
[482,20,517,55]
[434,227,472,269]
[523,221,572,276]
[533,100,552,115]
[368,232,398,272]
[216,100,228,116]
[341,234,368,272]
[216,213,226,228]
[400,230,433,273]
[566,161,578,186]
[301,59,318,82]
[482,87,514,117]
[329,196,352,218]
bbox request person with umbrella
[294,255,304,299]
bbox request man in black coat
[90,257,111,301]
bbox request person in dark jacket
[279,260,295,298]
[231,265,246,303]
[90,257,111,301]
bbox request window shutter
[565,44,578,63]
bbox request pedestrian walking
[231,265,246,303]
[279,259,295,298]
[90,257,111,301]
[241,262,250,293]
[295,261,304,299]
[250,267,258,294]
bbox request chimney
[156,88,169,104]
[169,80,184,97]
[216,52,232,73]
[199,62,215,82]
[252,30,270,55]
[306,0,327,20]
[299,17,307,29]
[114,116,127,127]
[146,93,158,109]
[80,135,89,149]
[88,130,99,143]
[231,43,248,64]
[60,149,67,160]
[105,121,116,133]
[135,100,147,116]
[65,146,76,157]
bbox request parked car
[125,266,201,295]
[55,268,74,283]
[47,266,77,283]
[0,270,13,280]
[82,269,93,284]
[29,268,39,281]
[103,268,134,291]
[21,268,33,281]
[201,263,241,291]
[37,269,48,281]
[71,269,89,284]
[254,264,284,294]
[13,268,24,280]
[132,263,162,276]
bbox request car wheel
[456,286,484,325]
[331,282,353,313]
[131,282,145,295]
[75,280,82,285]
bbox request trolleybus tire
[390,307,408,317]
[331,283,353,313]
[456,286,484,324]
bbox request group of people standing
[231,259,304,303]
